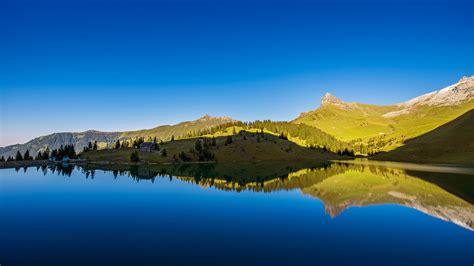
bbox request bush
[130,151,140,163]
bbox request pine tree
[195,139,203,153]
[130,151,140,163]
[42,147,50,160]
[93,141,98,150]
[225,135,233,145]
[115,140,121,149]
[162,148,167,157]
[0,156,5,162]
[171,135,175,141]
[211,136,216,146]
[15,151,23,161]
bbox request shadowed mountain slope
[374,110,474,165]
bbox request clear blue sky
[1,0,473,146]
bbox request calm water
[1,161,473,266]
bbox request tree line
[1,144,77,162]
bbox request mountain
[293,76,474,152]
[0,115,236,159]
[375,109,474,165]
[121,115,235,139]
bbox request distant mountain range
[0,115,235,158]
[1,76,473,162]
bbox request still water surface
[1,161,473,265]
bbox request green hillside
[81,131,344,164]
[294,98,397,141]
[293,77,474,154]
[374,110,474,165]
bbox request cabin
[139,142,156,152]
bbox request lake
[1,161,473,266]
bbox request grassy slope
[294,99,474,151]
[81,131,342,164]
[294,103,396,141]
[374,109,474,165]
[120,115,234,140]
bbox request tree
[115,140,121,149]
[15,151,23,161]
[178,151,190,162]
[162,148,167,157]
[0,156,4,162]
[211,136,216,146]
[130,151,140,163]
[195,139,203,153]
[23,150,32,160]
[35,152,42,160]
[171,135,175,141]
[88,141,93,150]
[232,127,236,134]
[42,147,50,160]
[93,141,98,150]
[225,135,233,145]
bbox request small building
[139,142,156,152]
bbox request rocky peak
[320,92,356,111]
[196,114,235,123]
[459,75,474,83]
[321,93,343,106]
[383,75,474,118]
[198,114,212,121]
[398,75,474,108]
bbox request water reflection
[22,161,474,231]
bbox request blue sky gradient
[1,0,473,146]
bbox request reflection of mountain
[301,166,474,231]
[34,161,474,231]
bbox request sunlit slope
[121,115,235,140]
[294,76,474,152]
[81,131,343,164]
[295,99,397,140]
[375,110,474,165]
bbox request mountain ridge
[0,115,237,158]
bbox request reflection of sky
[0,168,473,265]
